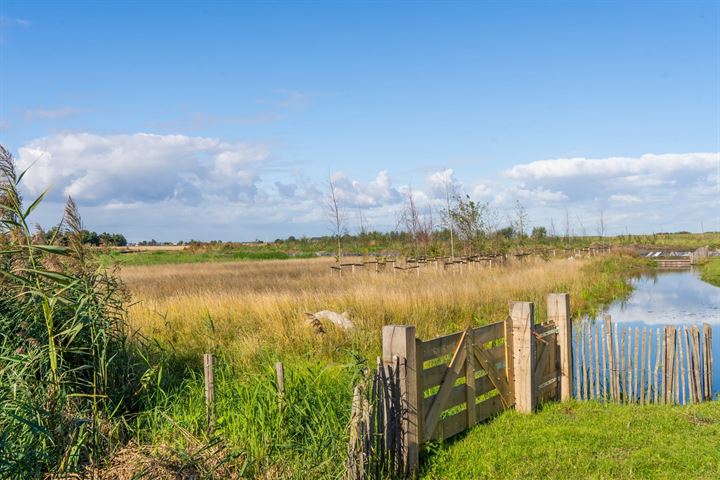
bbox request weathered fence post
[275,361,285,405]
[548,293,572,401]
[702,323,713,400]
[203,353,215,433]
[382,325,420,475]
[510,302,536,413]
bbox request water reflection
[603,269,720,326]
[592,268,720,395]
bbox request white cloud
[609,194,642,204]
[331,170,403,208]
[505,152,717,180]
[17,133,269,205]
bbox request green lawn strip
[700,258,720,287]
[97,249,315,266]
[421,401,720,479]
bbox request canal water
[593,268,720,396]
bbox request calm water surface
[595,268,720,394]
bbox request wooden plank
[510,302,536,413]
[620,327,626,403]
[604,316,614,402]
[574,326,581,399]
[582,322,588,400]
[632,328,639,402]
[594,323,600,400]
[588,323,595,400]
[663,326,676,404]
[420,331,463,362]
[472,321,506,346]
[504,316,515,404]
[465,329,476,427]
[654,328,662,404]
[423,346,505,390]
[382,325,421,473]
[703,323,712,400]
[640,328,647,405]
[678,326,686,405]
[423,330,467,441]
[614,321,621,403]
[474,346,512,407]
[423,363,449,390]
[600,323,607,401]
[422,375,495,412]
[430,394,504,442]
[549,293,572,402]
[691,326,702,402]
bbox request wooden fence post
[275,361,285,405]
[382,325,421,475]
[510,302,536,413]
[702,323,713,400]
[203,353,215,433]
[548,293,572,401]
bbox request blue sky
[1,1,718,241]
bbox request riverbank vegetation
[701,258,720,287]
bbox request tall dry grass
[121,255,634,367]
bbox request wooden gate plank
[423,330,468,441]
[474,344,512,407]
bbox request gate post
[548,293,573,401]
[382,325,421,475]
[510,302,536,413]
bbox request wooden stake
[640,327,647,405]
[604,316,615,401]
[548,293,572,401]
[633,327,640,403]
[702,323,712,400]
[510,302,536,413]
[275,361,285,404]
[581,321,588,400]
[654,329,661,404]
[601,323,607,401]
[678,327,686,405]
[382,325,420,474]
[594,323,600,400]
[204,353,215,433]
[620,327,627,403]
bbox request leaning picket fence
[346,293,574,479]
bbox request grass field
[701,258,720,287]
[421,401,720,479]
[115,254,649,477]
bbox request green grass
[134,356,360,478]
[422,401,720,479]
[98,248,315,266]
[701,258,720,287]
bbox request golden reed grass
[121,256,624,366]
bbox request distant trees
[45,227,127,246]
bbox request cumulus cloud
[330,170,403,208]
[17,133,270,205]
[505,153,717,180]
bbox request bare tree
[325,175,345,261]
[597,208,606,241]
[441,173,457,259]
[512,200,529,243]
[401,187,422,255]
[563,207,572,243]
